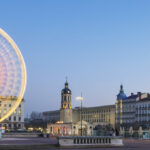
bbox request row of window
[136,110,150,114]
[136,104,150,108]
[117,103,150,112]
[122,120,134,123]
[82,109,111,114]
[83,115,111,121]
[8,116,22,122]
[3,123,22,129]
[86,119,110,123]
[82,114,106,118]
[0,104,21,108]
[136,117,150,121]
[0,109,22,115]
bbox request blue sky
[1,0,150,116]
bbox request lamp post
[73,126,76,136]
[0,125,2,139]
[76,94,83,136]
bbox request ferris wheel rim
[0,28,27,122]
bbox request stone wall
[2,133,40,138]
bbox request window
[4,109,7,114]
[19,117,21,121]
[9,117,11,121]
[14,124,17,128]
[14,116,16,121]
[18,124,21,128]
[19,109,21,115]
[50,127,52,132]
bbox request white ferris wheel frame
[0,28,27,122]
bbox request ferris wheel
[0,28,27,122]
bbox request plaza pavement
[0,137,150,150]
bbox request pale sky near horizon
[1,0,150,116]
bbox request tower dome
[117,84,127,100]
[61,81,71,95]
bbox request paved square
[0,138,150,150]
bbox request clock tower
[60,81,72,123]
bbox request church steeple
[60,80,72,123]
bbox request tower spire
[65,76,68,83]
[120,84,124,92]
[65,77,68,88]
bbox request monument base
[58,136,123,147]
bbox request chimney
[137,92,141,100]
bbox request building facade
[74,105,115,127]
[136,93,150,129]
[116,85,150,130]
[0,96,24,130]
[43,105,115,127]
[43,110,60,123]
[115,85,138,128]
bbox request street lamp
[76,94,83,136]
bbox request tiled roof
[124,94,138,100]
